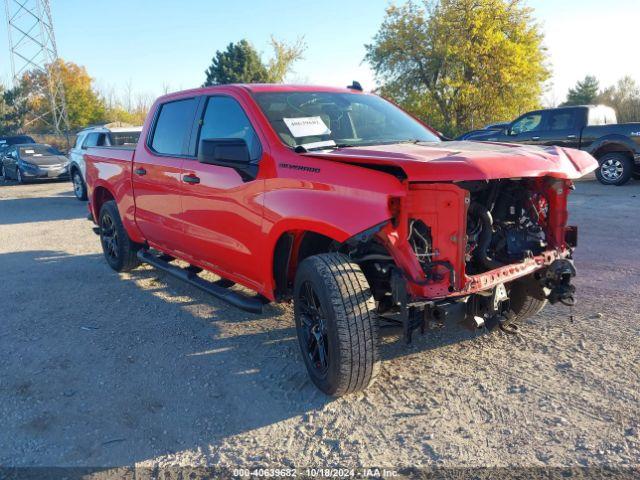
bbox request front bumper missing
[387,249,575,343]
[453,249,571,298]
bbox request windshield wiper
[295,143,354,153]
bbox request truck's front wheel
[98,201,141,272]
[294,253,379,396]
[508,274,547,322]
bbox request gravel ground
[1,176,639,471]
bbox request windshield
[19,145,62,157]
[109,131,141,146]
[254,91,440,149]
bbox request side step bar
[137,250,263,314]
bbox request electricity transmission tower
[3,0,70,137]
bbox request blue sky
[1,0,639,106]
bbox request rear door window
[547,110,577,130]
[150,98,199,156]
[83,133,100,149]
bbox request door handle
[183,174,200,184]
[567,134,577,139]
[531,136,540,141]
[134,168,147,176]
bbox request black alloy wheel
[100,212,119,262]
[298,280,330,376]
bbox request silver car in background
[0,143,70,183]
[69,124,142,200]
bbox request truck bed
[86,146,135,163]
[85,146,137,236]
[582,122,640,137]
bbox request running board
[137,250,263,314]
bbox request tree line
[0,60,150,136]
[1,0,639,139]
[561,75,640,123]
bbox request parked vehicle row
[84,84,597,396]
[0,125,142,189]
[0,134,37,155]
[457,105,640,186]
[0,143,69,183]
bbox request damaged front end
[346,176,579,342]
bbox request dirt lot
[1,177,639,470]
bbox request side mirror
[199,138,249,166]
[198,138,257,181]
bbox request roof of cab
[239,84,363,94]
[156,84,366,103]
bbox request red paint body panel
[303,141,596,182]
[85,147,145,244]
[85,84,598,302]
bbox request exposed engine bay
[403,179,553,280]
[346,177,577,342]
[463,180,549,273]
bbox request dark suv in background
[457,105,640,185]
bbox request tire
[16,168,25,184]
[508,274,547,322]
[595,153,633,186]
[0,164,6,181]
[72,170,88,200]
[98,200,141,272]
[293,253,379,396]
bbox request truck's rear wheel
[98,200,141,272]
[294,253,379,396]
[595,153,633,186]
[508,274,547,322]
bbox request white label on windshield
[24,149,35,154]
[283,116,331,138]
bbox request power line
[3,0,70,139]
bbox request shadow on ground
[0,248,486,467]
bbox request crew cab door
[132,97,199,253]
[179,95,266,291]
[539,108,582,148]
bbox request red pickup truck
[86,84,597,396]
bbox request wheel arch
[267,217,395,302]
[588,137,636,161]
[92,185,116,219]
[269,225,346,301]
